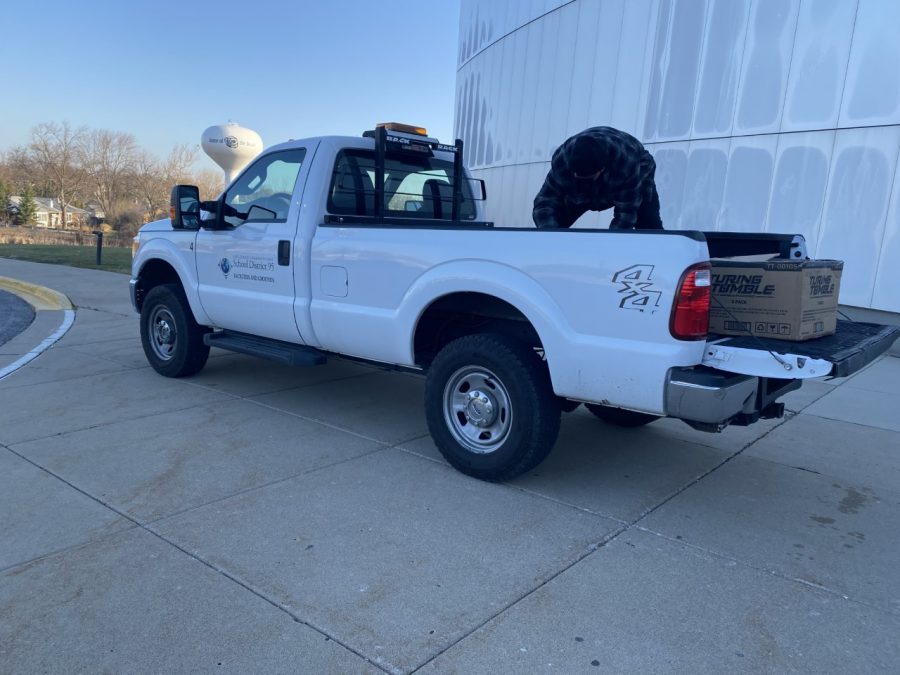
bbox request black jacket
[533,127,656,229]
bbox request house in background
[7,196,88,228]
[84,200,106,226]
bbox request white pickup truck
[130,123,898,481]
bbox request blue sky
[3,0,461,169]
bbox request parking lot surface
[1,258,899,674]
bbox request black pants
[634,179,663,230]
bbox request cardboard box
[709,257,843,341]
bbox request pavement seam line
[140,523,393,675]
[0,441,391,674]
[411,417,796,670]
[0,356,143,390]
[241,396,412,446]
[510,484,631,523]
[3,393,238,446]
[633,526,900,618]
[581,409,900,614]
[0,443,144,574]
[801,409,900,433]
[143,435,432,526]
[409,523,629,674]
[0,525,144,576]
[141,444,392,526]
[72,304,133,317]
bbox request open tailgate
[702,320,900,379]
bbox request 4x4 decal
[612,264,661,312]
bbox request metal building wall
[456,0,900,312]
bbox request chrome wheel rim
[443,366,513,454]
[149,306,178,361]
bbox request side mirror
[170,185,200,229]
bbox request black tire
[424,333,561,481]
[585,403,659,427]
[140,284,210,377]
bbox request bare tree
[162,143,198,184]
[133,144,199,220]
[193,168,225,201]
[81,129,139,226]
[28,122,88,228]
[4,146,41,193]
[133,150,166,219]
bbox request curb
[0,276,75,381]
[0,276,73,311]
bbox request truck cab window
[223,149,306,227]
[328,149,475,220]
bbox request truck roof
[265,133,458,161]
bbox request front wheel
[424,334,561,481]
[140,284,210,377]
[585,404,659,427]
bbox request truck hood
[139,218,174,233]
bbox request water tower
[201,123,263,184]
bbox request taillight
[670,263,711,340]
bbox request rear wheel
[585,403,659,427]
[140,284,210,377]
[424,334,560,481]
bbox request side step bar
[204,331,327,366]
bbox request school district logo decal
[224,136,238,149]
[218,257,231,278]
[612,264,661,312]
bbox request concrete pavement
[1,258,899,674]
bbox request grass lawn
[0,244,133,275]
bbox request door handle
[278,240,290,266]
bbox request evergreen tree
[0,179,9,224]
[17,184,38,226]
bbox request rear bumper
[665,367,800,431]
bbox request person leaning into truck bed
[533,126,663,230]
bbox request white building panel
[839,0,900,128]
[530,9,561,162]
[482,48,496,166]
[718,135,779,232]
[515,21,543,164]
[692,0,751,137]
[733,0,799,135]
[782,0,858,132]
[649,142,690,229]
[547,4,579,152]
[767,130,834,246]
[644,0,708,142]
[678,138,732,232]
[873,157,900,312]
[508,164,535,226]
[565,0,603,135]
[493,27,524,165]
[585,0,625,133]
[817,126,900,307]
[610,0,657,135]
[456,0,900,312]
